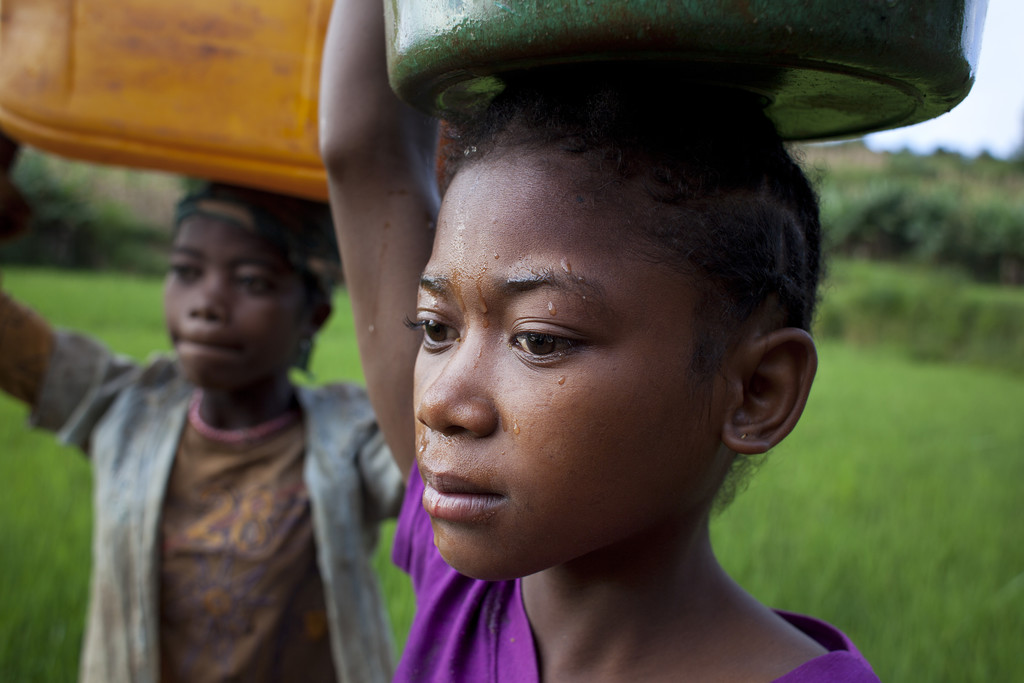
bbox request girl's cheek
[414,421,429,445]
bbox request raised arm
[319,0,439,479]
[0,146,50,407]
[1,132,32,240]
[0,283,55,408]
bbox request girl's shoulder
[298,381,403,521]
[300,379,371,403]
[772,612,881,683]
[138,351,185,387]
[296,381,375,424]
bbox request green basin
[384,0,988,140]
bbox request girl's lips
[176,339,244,359]
[421,471,505,523]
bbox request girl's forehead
[439,151,633,248]
[173,215,288,264]
[428,156,695,307]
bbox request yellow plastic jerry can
[0,0,332,200]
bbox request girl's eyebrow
[503,270,603,301]
[230,256,287,271]
[419,270,604,302]
[170,246,286,272]
[419,273,451,296]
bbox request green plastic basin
[384,0,988,140]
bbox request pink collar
[187,390,300,445]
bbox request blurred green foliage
[0,149,175,275]
[811,144,1024,285]
[815,260,1024,374]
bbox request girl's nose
[189,301,223,321]
[188,277,229,322]
[415,348,499,439]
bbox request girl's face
[413,149,735,581]
[164,216,314,392]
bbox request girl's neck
[522,516,721,681]
[522,518,824,683]
[193,377,297,431]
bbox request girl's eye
[238,275,273,294]
[169,264,200,282]
[512,332,573,357]
[423,321,449,343]
[406,318,457,348]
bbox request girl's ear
[720,328,817,455]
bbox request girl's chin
[432,532,545,582]
[179,369,246,394]
[178,362,281,395]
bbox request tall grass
[1,267,1022,682]
[713,343,1024,681]
[815,259,1024,374]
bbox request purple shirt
[393,469,881,682]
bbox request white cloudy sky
[862,0,1023,158]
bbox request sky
[862,0,1023,159]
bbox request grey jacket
[32,331,403,683]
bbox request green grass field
[1,267,1022,682]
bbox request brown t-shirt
[159,420,337,682]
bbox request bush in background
[0,149,177,275]
[809,144,1024,285]
[816,259,1024,374]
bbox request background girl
[0,182,402,682]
